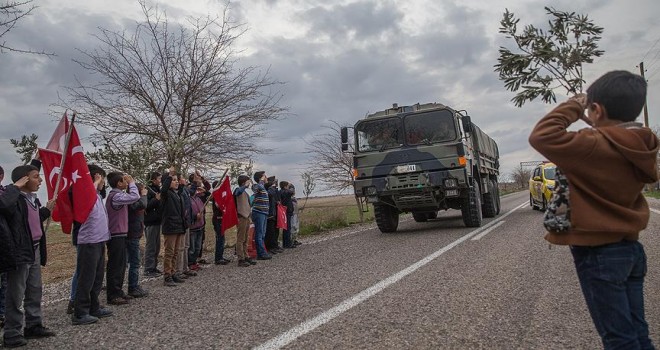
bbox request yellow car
[529,162,556,211]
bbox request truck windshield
[404,110,456,145]
[355,118,403,152]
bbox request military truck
[341,102,500,233]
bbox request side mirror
[462,115,473,133]
[533,176,541,181]
[341,127,349,151]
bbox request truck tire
[412,212,432,222]
[482,179,498,218]
[462,179,483,227]
[374,203,399,233]
[427,211,438,219]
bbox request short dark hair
[149,171,161,181]
[88,164,106,179]
[11,165,38,183]
[237,175,250,186]
[254,171,265,183]
[107,172,124,188]
[279,180,289,189]
[0,165,4,176]
[586,70,647,122]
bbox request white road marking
[471,220,506,241]
[253,202,527,350]
[651,208,660,215]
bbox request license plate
[396,164,417,173]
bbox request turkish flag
[213,176,238,233]
[39,114,96,234]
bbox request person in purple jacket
[104,172,140,306]
[71,165,113,326]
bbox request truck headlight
[444,178,458,188]
[365,186,378,196]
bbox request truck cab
[342,103,500,233]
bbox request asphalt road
[20,191,660,349]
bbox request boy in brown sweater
[529,70,658,350]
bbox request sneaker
[245,258,257,265]
[3,336,28,348]
[121,293,134,300]
[163,276,177,287]
[274,247,284,253]
[128,287,149,298]
[257,254,272,260]
[144,270,162,278]
[189,263,201,271]
[90,308,113,318]
[238,259,251,267]
[24,324,56,338]
[66,300,74,315]
[172,274,186,283]
[71,314,99,326]
[294,240,302,246]
[108,297,129,305]
[183,270,197,277]
[215,259,229,265]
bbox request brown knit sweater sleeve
[528,101,598,170]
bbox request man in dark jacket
[265,176,283,253]
[143,172,162,277]
[1,163,56,348]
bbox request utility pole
[639,61,650,127]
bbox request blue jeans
[212,220,225,262]
[252,211,268,257]
[189,228,204,265]
[571,240,655,350]
[0,272,7,316]
[126,238,141,290]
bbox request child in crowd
[279,181,294,249]
[233,175,254,266]
[265,176,283,253]
[126,183,149,298]
[188,185,206,270]
[143,172,163,277]
[1,161,56,347]
[161,168,187,286]
[105,172,140,305]
[175,174,196,278]
[251,171,271,260]
[71,165,113,326]
[289,185,301,247]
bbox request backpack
[543,167,571,232]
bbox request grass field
[40,195,372,285]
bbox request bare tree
[510,166,532,189]
[300,171,315,212]
[228,158,254,185]
[0,1,54,55]
[305,121,365,221]
[62,1,285,173]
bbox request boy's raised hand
[13,176,29,188]
[569,93,593,126]
[45,199,56,210]
[123,174,135,184]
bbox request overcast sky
[1,0,659,196]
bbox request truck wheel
[412,212,428,222]
[482,179,498,218]
[374,204,399,233]
[427,211,438,219]
[462,179,483,227]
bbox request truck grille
[393,191,436,208]
[390,173,423,190]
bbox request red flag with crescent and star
[38,114,96,234]
[213,176,238,233]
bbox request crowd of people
[0,161,300,348]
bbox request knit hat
[237,175,250,186]
[253,171,265,183]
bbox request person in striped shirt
[251,171,271,260]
